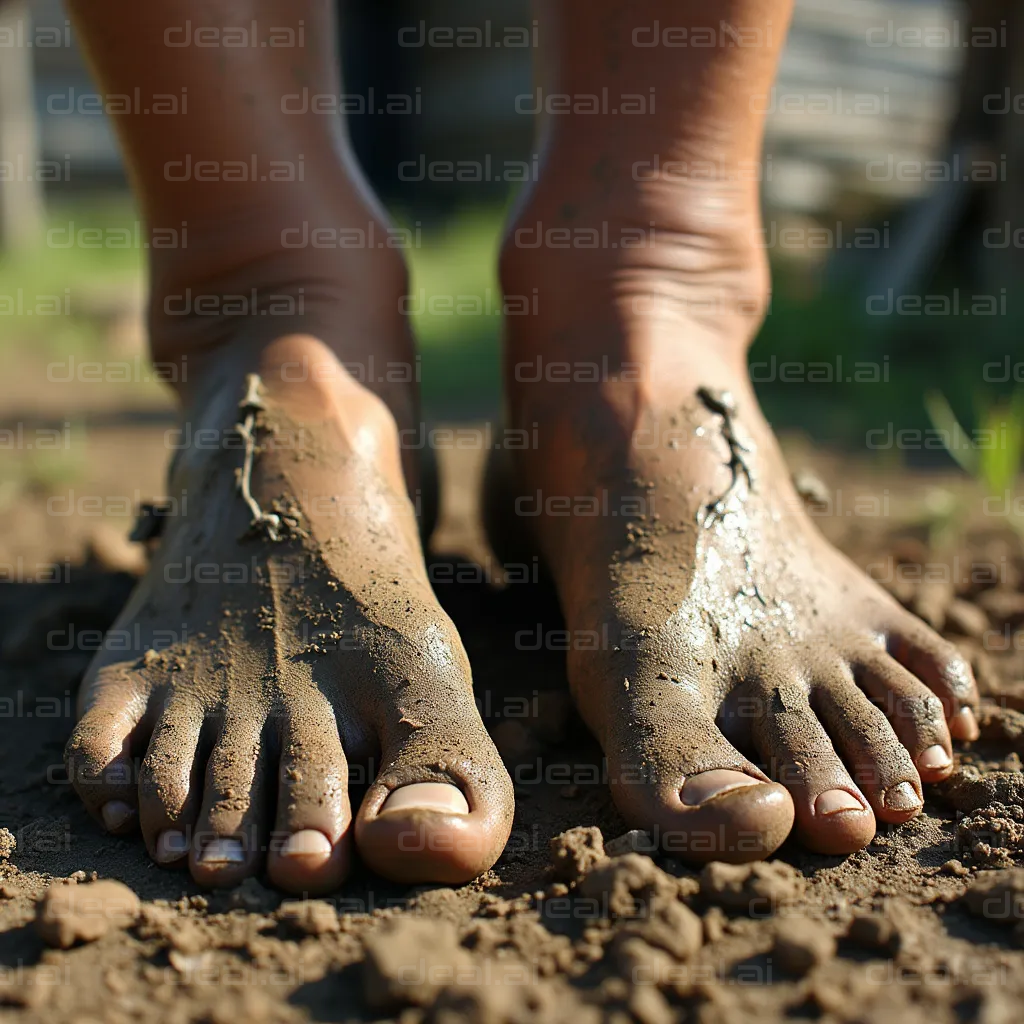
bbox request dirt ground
[1,423,1023,1024]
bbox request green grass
[403,208,504,417]
[0,197,505,414]
[1,196,1017,455]
[0,195,143,357]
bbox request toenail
[814,789,864,816]
[917,745,952,771]
[955,706,978,734]
[280,829,332,858]
[155,830,190,863]
[101,801,134,831]
[379,782,470,816]
[198,838,245,865]
[883,781,922,812]
[680,769,760,807]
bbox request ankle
[147,200,416,422]
[499,184,769,381]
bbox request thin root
[236,373,282,541]
[697,386,756,527]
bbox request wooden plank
[0,0,46,249]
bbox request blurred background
[0,0,1022,495]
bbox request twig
[697,386,756,526]
[235,373,281,540]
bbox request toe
[189,714,268,888]
[672,768,793,862]
[65,666,147,834]
[750,678,875,855]
[850,649,954,783]
[886,612,980,740]
[138,701,203,865]
[598,672,793,863]
[355,692,513,884]
[266,698,352,895]
[812,665,925,825]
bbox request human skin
[63,0,979,889]
[493,0,979,859]
[62,0,513,892]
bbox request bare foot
[66,334,513,892]
[495,203,979,863]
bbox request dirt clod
[772,918,836,975]
[362,917,474,1009]
[35,879,140,948]
[936,767,1024,812]
[964,869,1024,925]
[957,803,1024,866]
[549,826,607,883]
[576,853,677,918]
[225,876,280,913]
[628,983,676,1024]
[845,913,900,954]
[943,598,991,638]
[276,899,339,935]
[700,860,805,914]
[0,829,15,860]
[619,896,703,960]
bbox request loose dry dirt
[0,429,1022,1024]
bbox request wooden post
[0,0,46,249]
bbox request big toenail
[155,830,190,863]
[379,782,469,816]
[884,782,921,812]
[199,838,245,865]
[815,789,863,816]
[917,745,952,771]
[680,769,760,806]
[101,801,134,831]
[280,830,332,858]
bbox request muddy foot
[494,364,979,860]
[497,228,979,861]
[66,336,513,892]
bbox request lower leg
[498,0,979,860]
[502,0,783,372]
[67,0,413,415]
[64,0,513,891]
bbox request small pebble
[604,829,656,857]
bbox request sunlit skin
[495,0,978,860]
[63,0,979,890]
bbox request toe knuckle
[941,654,977,698]
[920,693,947,726]
[64,730,105,778]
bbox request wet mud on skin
[1,442,1024,1022]
[61,359,514,893]
[695,387,756,528]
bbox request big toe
[356,704,514,884]
[601,686,794,863]
[674,770,794,862]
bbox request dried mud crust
[2,452,1024,1022]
